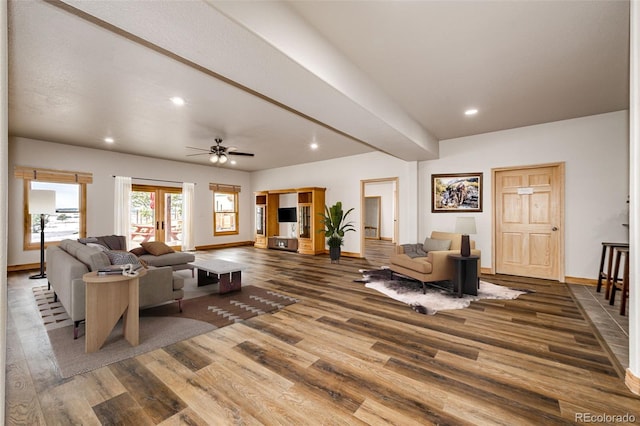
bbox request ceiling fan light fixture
[219,154,228,164]
[209,153,219,163]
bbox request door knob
[552,226,558,231]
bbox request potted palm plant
[320,201,356,263]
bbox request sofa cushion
[95,235,127,251]
[139,251,195,267]
[59,239,111,271]
[141,241,174,256]
[390,254,433,274]
[423,237,452,252]
[80,235,126,251]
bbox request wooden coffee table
[190,259,245,294]
[82,268,146,353]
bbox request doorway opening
[130,184,183,249]
[360,178,399,262]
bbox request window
[210,183,241,236]
[16,167,91,250]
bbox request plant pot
[329,246,341,263]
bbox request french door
[130,185,183,248]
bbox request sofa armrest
[139,266,176,308]
[394,244,405,255]
[427,250,457,277]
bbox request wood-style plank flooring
[6,240,640,425]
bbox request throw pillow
[141,241,174,256]
[402,243,428,258]
[86,242,108,252]
[423,238,452,253]
[78,237,99,244]
[105,250,143,268]
[129,246,147,256]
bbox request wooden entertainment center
[254,187,326,255]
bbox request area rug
[360,269,528,315]
[140,286,299,328]
[34,285,298,378]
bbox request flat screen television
[277,207,297,223]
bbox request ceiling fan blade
[228,151,254,157]
[185,146,209,152]
[186,152,209,157]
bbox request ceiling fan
[186,138,254,164]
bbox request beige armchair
[389,231,480,292]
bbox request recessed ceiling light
[465,108,478,116]
[170,96,185,106]
[310,143,319,150]
[104,137,114,143]
[230,160,237,165]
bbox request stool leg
[609,249,622,306]
[605,246,618,300]
[596,244,607,292]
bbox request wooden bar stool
[609,247,629,315]
[598,242,629,299]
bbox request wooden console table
[82,269,146,353]
[268,237,298,252]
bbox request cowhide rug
[358,268,529,315]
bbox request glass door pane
[164,192,183,246]
[130,190,156,246]
[256,205,265,235]
[299,204,311,238]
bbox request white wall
[8,137,252,266]
[420,111,629,279]
[251,151,418,255]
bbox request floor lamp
[29,189,57,279]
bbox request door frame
[131,184,183,248]
[360,177,399,257]
[491,162,565,281]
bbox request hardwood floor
[6,242,640,425]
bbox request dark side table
[448,254,480,298]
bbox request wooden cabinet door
[494,164,564,280]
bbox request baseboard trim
[626,369,640,395]
[565,276,597,286]
[340,251,361,258]
[195,241,255,251]
[7,262,41,273]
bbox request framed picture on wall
[431,172,483,212]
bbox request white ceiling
[7,0,630,172]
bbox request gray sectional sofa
[46,237,190,339]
